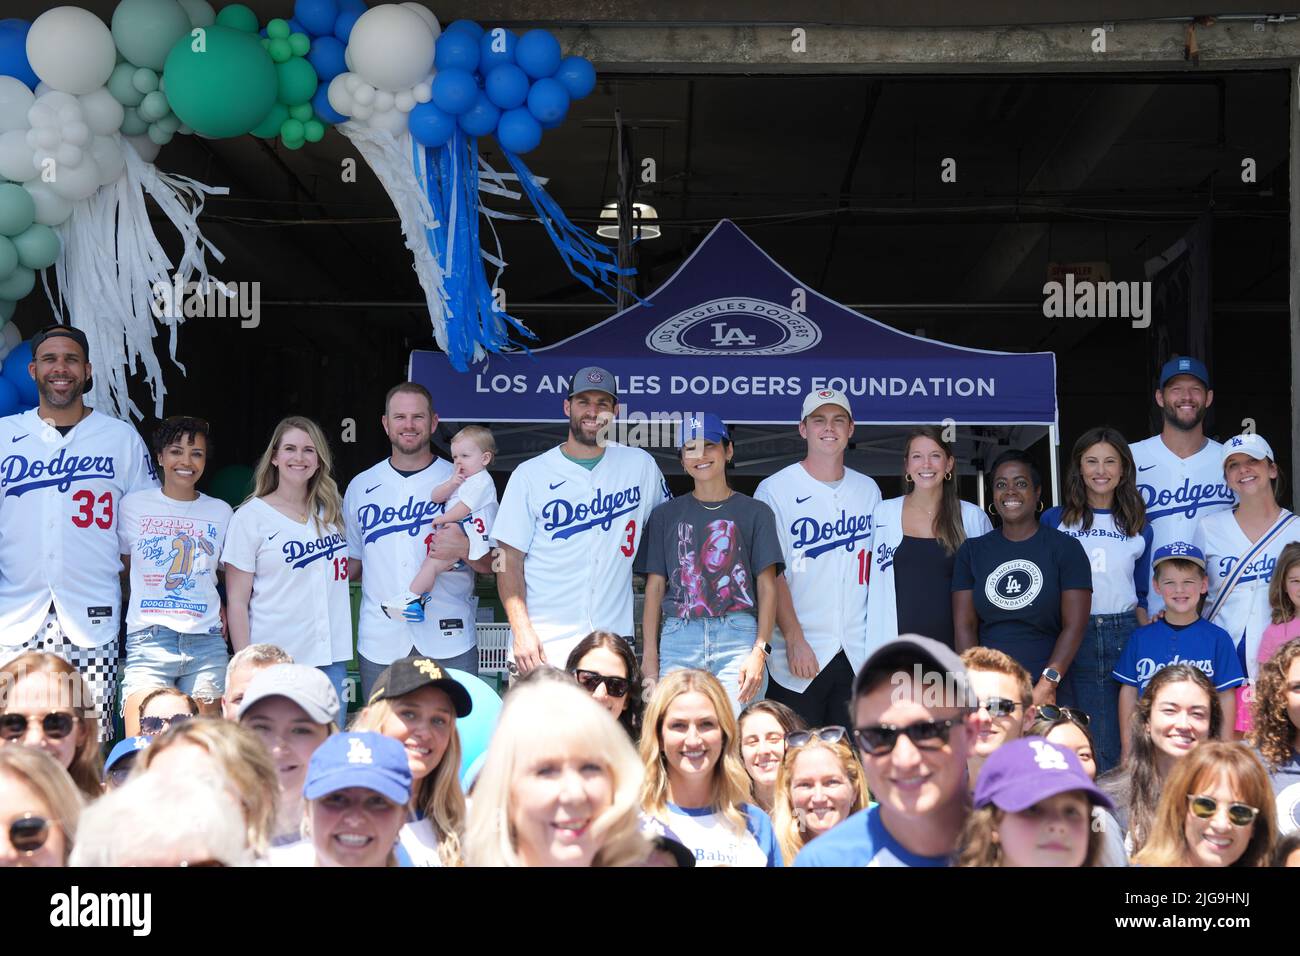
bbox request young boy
[382,425,498,623]
[1113,542,1243,754]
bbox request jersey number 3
[620,519,636,557]
[71,490,113,529]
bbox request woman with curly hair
[1248,637,1300,834]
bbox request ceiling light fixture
[596,201,661,240]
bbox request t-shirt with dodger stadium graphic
[119,488,233,634]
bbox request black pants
[765,650,856,727]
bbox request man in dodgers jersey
[0,325,157,738]
[344,384,496,699]
[494,366,669,673]
[1130,356,1234,615]
[755,389,881,725]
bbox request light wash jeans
[658,612,768,716]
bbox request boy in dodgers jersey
[0,325,157,740]
[344,384,495,699]
[493,367,669,673]
[754,389,881,725]
[1130,356,1234,616]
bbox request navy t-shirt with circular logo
[952,524,1093,645]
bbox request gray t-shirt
[1268,748,1300,835]
[637,493,783,619]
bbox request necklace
[694,491,733,512]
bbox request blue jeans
[121,625,228,705]
[358,645,480,704]
[659,613,768,717]
[318,661,353,715]
[1070,610,1138,776]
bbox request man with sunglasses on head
[959,647,1036,789]
[0,325,157,741]
[795,634,977,866]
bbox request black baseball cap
[31,324,90,360]
[367,655,473,717]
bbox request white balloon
[354,84,375,106]
[0,129,37,182]
[350,102,373,121]
[46,154,101,201]
[343,73,362,94]
[28,103,55,129]
[413,79,432,104]
[347,5,435,93]
[3,321,21,350]
[177,0,216,29]
[27,7,117,95]
[34,82,53,98]
[30,127,59,151]
[55,143,84,168]
[62,121,90,147]
[344,47,355,73]
[400,3,440,38]
[394,90,415,113]
[78,88,124,136]
[89,135,124,185]
[124,134,162,163]
[327,75,354,118]
[0,78,35,134]
[367,106,408,135]
[23,180,74,226]
[373,90,394,112]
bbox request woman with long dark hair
[1249,637,1300,833]
[865,426,990,652]
[566,631,644,742]
[1041,427,1152,774]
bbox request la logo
[1028,740,1068,771]
[347,738,373,765]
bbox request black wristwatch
[756,642,772,657]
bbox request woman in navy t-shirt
[954,449,1092,709]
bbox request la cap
[973,736,1114,813]
[303,732,412,804]
[1221,432,1274,466]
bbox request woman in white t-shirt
[224,417,353,710]
[119,417,234,735]
[638,669,781,867]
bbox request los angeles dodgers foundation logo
[543,486,642,540]
[985,559,1044,610]
[646,298,822,356]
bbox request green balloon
[207,464,254,507]
[148,123,173,146]
[112,0,195,71]
[288,33,310,58]
[164,25,278,138]
[282,136,305,151]
[0,265,34,301]
[288,102,313,122]
[304,118,325,143]
[0,300,14,323]
[214,4,259,33]
[140,91,171,122]
[133,68,160,94]
[12,225,60,271]
[156,113,182,134]
[0,185,36,239]
[109,63,146,107]
[267,38,292,63]
[280,118,305,141]
[276,57,318,107]
[250,102,288,139]
[0,236,15,282]
[121,107,149,136]
[266,18,290,40]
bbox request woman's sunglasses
[1188,795,1259,827]
[786,726,849,748]
[0,712,77,741]
[9,813,52,854]
[139,713,193,736]
[1037,704,1091,727]
[571,670,630,699]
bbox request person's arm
[1133,524,1154,627]
[953,589,979,652]
[1217,690,1237,740]
[224,566,255,653]
[495,542,546,673]
[1038,589,1091,707]
[1117,683,1138,762]
[349,557,362,582]
[736,566,777,704]
[430,500,473,527]
[775,575,819,679]
[429,474,463,504]
[641,573,666,682]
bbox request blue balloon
[445,19,484,38]
[312,83,346,124]
[1,341,37,407]
[287,17,308,34]
[485,63,528,111]
[308,35,347,80]
[478,27,517,74]
[0,19,38,90]
[526,77,569,125]
[407,101,456,146]
[444,668,503,782]
[457,91,500,138]
[294,0,340,37]
[430,68,477,116]
[337,0,368,14]
[555,55,596,99]
[539,115,564,130]
[495,108,542,154]
[0,375,19,417]
[434,29,479,73]
[515,29,561,80]
[333,8,362,43]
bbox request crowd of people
[0,326,1298,867]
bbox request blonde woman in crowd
[770,726,869,864]
[0,746,82,867]
[0,652,103,801]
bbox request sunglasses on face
[571,669,630,698]
[139,713,192,736]
[9,813,52,854]
[0,712,77,741]
[786,726,849,748]
[854,719,959,757]
[978,697,1021,719]
[1188,795,1260,827]
[1037,704,1091,727]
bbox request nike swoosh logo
[365,484,382,494]
[796,495,812,504]
[549,481,566,490]
[10,435,25,443]
[1138,464,1156,472]
[268,532,280,541]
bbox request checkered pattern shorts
[2,612,120,743]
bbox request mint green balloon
[109,63,146,107]
[0,300,14,323]
[214,4,259,33]
[140,91,171,122]
[280,118,304,142]
[276,57,317,106]
[0,237,16,282]
[250,102,288,139]
[267,38,292,63]
[163,25,278,138]
[156,113,182,134]
[304,118,325,143]
[288,33,310,58]
[133,68,160,94]
[0,265,33,301]
[266,18,290,40]
[288,102,313,122]
[112,0,195,71]
[12,225,59,271]
[121,107,149,136]
[0,185,36,239]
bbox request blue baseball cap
[1151,541,1206,570]
[1159,355,1210,389]
[303,732,412,804]
[678,413,730,449]
[974,737,1113,812]
[103,735,151,779]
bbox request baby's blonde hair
[453,425,496,461]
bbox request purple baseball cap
[973,737,1114,812]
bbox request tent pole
[976,469,985,512]
[1048,423,1061,506]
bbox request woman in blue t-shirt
[1041,427,1153,775]
[954,449,1093,709]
